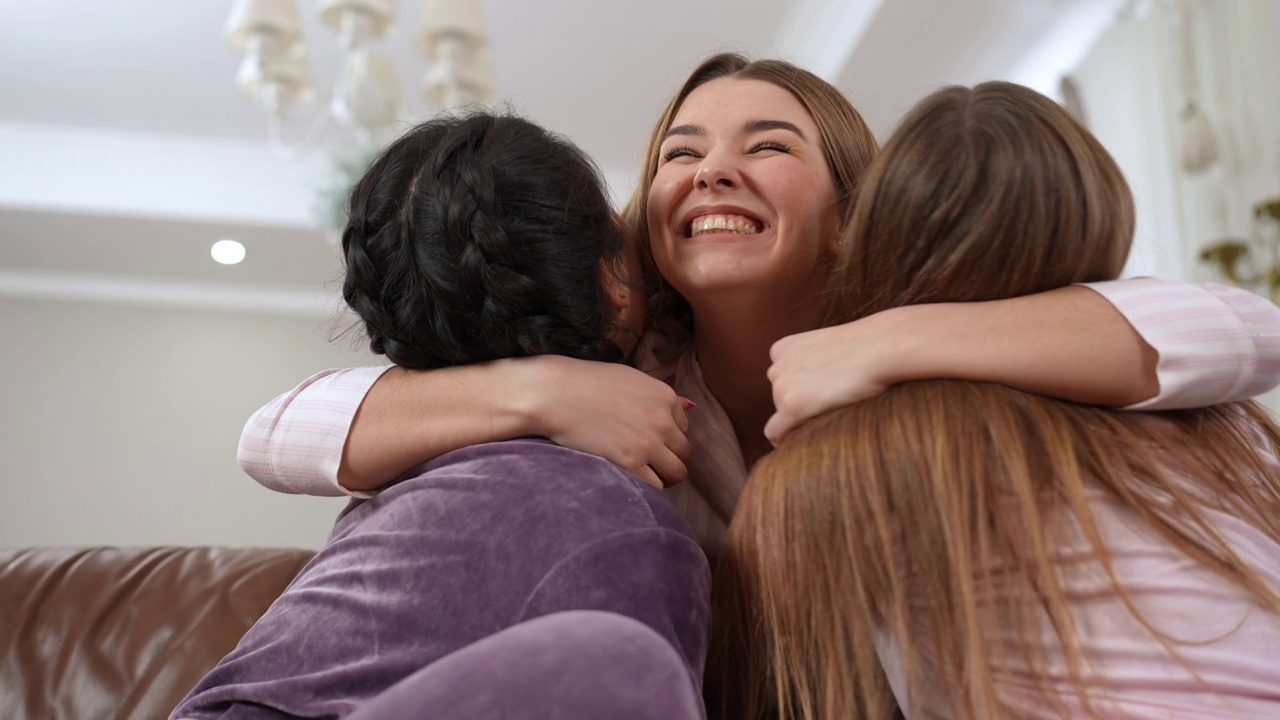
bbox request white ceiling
[0,0,1128,315]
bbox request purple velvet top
[172,439,710,719]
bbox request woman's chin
[673,270,787,306]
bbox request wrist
[501,355,564,440]
[862,304,945,386]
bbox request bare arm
[240,356,693,496]
[766,285,1158,444]
[340,357,692,492]
[885,285,1161,405]
[767,279,1280,443]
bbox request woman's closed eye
[662,140,792,163]
[749,140,792,154]
[662,145,700,162]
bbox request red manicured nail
[679,397,698,410]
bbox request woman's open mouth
[683,213,766,239]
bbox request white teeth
[690,214,762,237]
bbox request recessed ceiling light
[211,239,246,265]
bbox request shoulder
[382,439,696,541]
[427,438,631,481]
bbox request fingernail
[679,397,698,411]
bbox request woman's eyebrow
[661,120,807,141]
[743,119,806,139]
[663,124,705,140]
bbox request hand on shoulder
[764,308,915,445]
[525,355,692,489]
[762,304,936,445]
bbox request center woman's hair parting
[715,81,1280,720]
[341,112,629,369]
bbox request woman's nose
[694,157,739,190]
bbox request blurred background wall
[0,297,367,548]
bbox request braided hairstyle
[342,112,628,368]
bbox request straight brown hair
[717,82,1280,719]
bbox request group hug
[171,53,1280,720]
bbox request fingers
[633,465,665,490]
[764,412,794,447]
[620,404,689,489]
[640,401,691,487]
[769,332,796,363]
[672,401,691,434]
[670,399,691,450]
[667,424,693,464]
[648,439,689,486]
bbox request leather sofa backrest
[0,546,313,720]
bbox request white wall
[0,297,375,549]
[1074,0,1280,285]
[1072,0,1280,412]
[1072,7,1186,281]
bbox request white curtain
[1071,0,1280,286]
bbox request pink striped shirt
[238,279,1280,548]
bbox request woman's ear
[828,229,844,256]
[600,257,631,315]
[600,254,646,357]
[828,202,851,256]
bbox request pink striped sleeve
[237,366,392,497]
[1082,278,1280,409]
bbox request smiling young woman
[173,112,709,720]
[642,76,853,467]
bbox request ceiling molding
[772,0,886,79]
[0,122,329,229]
[0,268,339,317]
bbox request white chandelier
[224,0,497,154]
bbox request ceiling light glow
[211,239,246,265]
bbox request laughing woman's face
[646,77,843,314]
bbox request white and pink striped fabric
[237,279,1280,547]
[238,365,391,498]
[1092,279,1280,408]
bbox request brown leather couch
[1,546,313,720]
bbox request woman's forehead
[671,77,817,134]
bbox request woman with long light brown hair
[720,81,1280,719]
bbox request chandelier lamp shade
[418,0,494,108]
[224,0,496,155]
[225,0,306,54]
[319,0,397,46]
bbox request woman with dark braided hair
[171,113,707,720]
[340,116,636,369]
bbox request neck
[691,290,822,467]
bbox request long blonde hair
[718,82,1280,719]
[621,52,878,350]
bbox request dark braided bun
[341,112,627,368]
